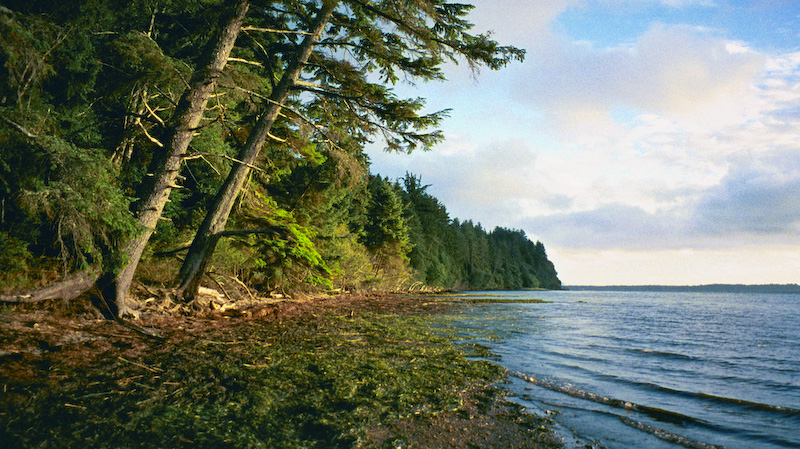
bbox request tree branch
[227,57,265,68]
[0,115,38,139]
[241,25,315,36]
[185,151,267,174]
[218,227,282,237]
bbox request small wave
[514,373,800,420]
[512,372,737,449]
[691,392,800,418]
[618,416,733,449]
[511,371,711,428]
[629,382,800,419]
[626,348,700,362]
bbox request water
[443,289,800,449]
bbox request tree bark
[176,1,338,301]
[0,271,99,303]
[104,0,250,317]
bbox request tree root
[0,271,98,303]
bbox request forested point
[0,0,560,315]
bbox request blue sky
[366,0,800,286]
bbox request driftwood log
[0,272,98,303]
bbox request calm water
[444,290,800,449]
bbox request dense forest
[0,0,560,316]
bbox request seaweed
[0,295,561,448]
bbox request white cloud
[516,23,766,136]
[469,0,580,44]
[368,0,800,284]
[691,154,800,235]
[522,204,686,250]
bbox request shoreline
[0,292,562,448]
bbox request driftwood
[0,271,99,303]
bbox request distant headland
[565,284,800,294]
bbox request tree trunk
[176,1,338,301]
[104,0,250,317]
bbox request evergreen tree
[362,176,411,275]
[176,0,525,300]
[0,2,561,310]
[394,173,563,291]
[0,5,139,295]
[176,1,339,300]
[103,0,251,317]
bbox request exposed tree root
[0,271,98,304]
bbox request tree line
[367,174,561,291]
[0,0,558,316]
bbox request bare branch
[241,26,315,36]
[142,94,166,126]
[186,152,266,174]
[294,79,327,90]
[0,115,38,138]
[227,57,265,68]
[137,120,164,147]
[267,132,286,143]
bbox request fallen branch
[228,274,256,301]
[117,356,163,373]
[205,272,234,302]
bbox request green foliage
[352,176,414,289]
[0,8,60,112]
[362,176,410,253]
[0,133,139,273]
[0,232,31,288]
[0,1,557,296]
[231,190,332,291]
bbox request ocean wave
[617,416,733,449]
[625,347,700,362]
[690,392,800,418]
[511,371,710,427]
[512,371,737,449]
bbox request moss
[0,305,513,448]
[442,294,551,304]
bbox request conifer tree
[176,0,524,300]
[102,0,251,317]
[176,1,339,299]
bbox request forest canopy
[0,1,559,314]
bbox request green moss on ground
[0,295,561,449]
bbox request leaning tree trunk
[176,1,338,301]
[103,0,250,317]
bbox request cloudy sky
[366,0,800,286]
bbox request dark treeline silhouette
[398,174,561,291]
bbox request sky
[365,0,800,286]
